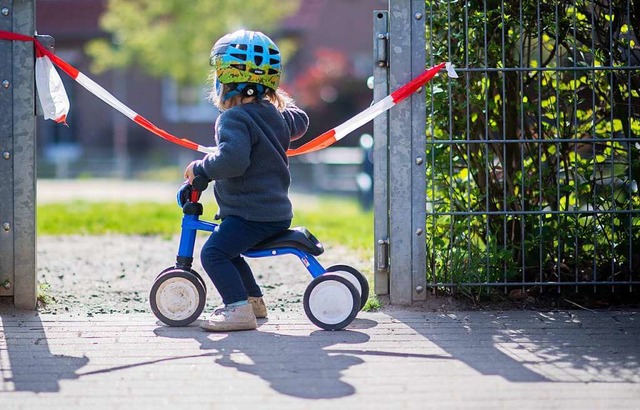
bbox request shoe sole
[199,320,257,332]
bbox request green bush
[425,0,640,294]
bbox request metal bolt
[416,228,423,236]
[2,151,9,160]
[377,33,385,39]
[415,156,423,165]
[2,79,9,89]
[414,12,423,20]
[415,285,424,293]
[1,8,9,16]
[2,222,10,231]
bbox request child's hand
[184,161,197,184]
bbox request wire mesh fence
[423,0,640,295]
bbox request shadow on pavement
[72,316,455,400]
[0,307,89,393]
[152,318,374,399]
[387,309,640,383]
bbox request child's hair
[208,80,293,112]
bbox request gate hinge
[375,32,389,68]
[376,238,389,271]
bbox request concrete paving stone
[1,309,640,408]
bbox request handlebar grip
[191,175,210,192]
[189,189,201,204]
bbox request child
[183,30,309,332]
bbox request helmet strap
[243,84,266,99]
[223,83,266,102]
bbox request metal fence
[423,0,640,293]
[374,0,640,303]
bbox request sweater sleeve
[194,110,252,180]
[282,103,309,142]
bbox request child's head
[208,30,290,111]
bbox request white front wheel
[150,269,206,326]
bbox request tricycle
[149,176,369,331]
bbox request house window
[162,79,218,123]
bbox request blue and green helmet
[210,30,282,92]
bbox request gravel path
[37,234,372,317]
[36,179,372,316]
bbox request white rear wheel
[303,274,359,331]
[325,264,369,310]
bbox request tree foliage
[425,0,640,298]
[86,0,300,84]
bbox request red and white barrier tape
[1,30,216,154]
[287,62,457,156]
[1,30,457,157]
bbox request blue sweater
[194,100,309,222]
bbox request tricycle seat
[250,227,324,256]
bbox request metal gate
[374,0,640,303]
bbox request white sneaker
[200,303,257,332]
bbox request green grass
[38,202,181,237]
[37,196,374,253]
[362,295,381,311]
[291,196,373,252]
[38,196,379,309]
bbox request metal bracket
[376,239,389,271]
[375,31,388,67]
[35,34,55,52]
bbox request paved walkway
[37,179,193,204]
[1,307,638,409]
[36,179,319,205]
[14,180,640,407]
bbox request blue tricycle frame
[178,215,326,278]
[149,176,369,331]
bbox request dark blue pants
[200,215,291,305]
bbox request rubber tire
[303,274,359,331]
[150,269,206,327]
[325,264,370,310]
[155,266,207,291]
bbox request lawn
[37,196,374,253]
[37,195,379,310]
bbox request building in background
[281,0,386,144]
[36,0,213,178]
[35,0,386,185]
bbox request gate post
[372,9,389,296]
[0,0,37,309]
[386,0,427,304]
